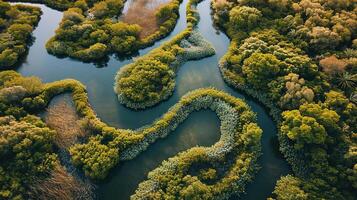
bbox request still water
[13,0,291,199]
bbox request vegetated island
[0,0,41,68]
[211,0,356,198]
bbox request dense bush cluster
[115,48,177,109]
[212,0,356,199]
[115,0,215,109]
[0,72,128,179]
[42,0,181,61]
[0,1,41,68]
[0,71,58,199]
[270,175,308,200]
[0,115,57,199]
[0,70,43,117]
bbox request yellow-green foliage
[270,175,308,200]
[0,1,42,68]
[68,84,260,179]
[0,115,57,200]
[116,57,175,103]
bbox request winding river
[13,0,291,199]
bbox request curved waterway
[13,0,291,199]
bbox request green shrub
[229,6,262,31]
[116,59,175,104]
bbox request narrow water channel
[13,0,291,199]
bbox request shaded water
[13,0,291,199]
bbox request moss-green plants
[0,71,59,199]
[6,0,80,11]
[0,1,42,68]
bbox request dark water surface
[13,0,291,199]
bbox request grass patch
[44,95,86,149]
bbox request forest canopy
[212,0,357,199]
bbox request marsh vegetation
[0,0,356,199]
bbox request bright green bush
[281,109,328,149]
[73,42,108,61]
[229,6,262,31]
[270,175,308,200]
[242,52,281,88]
[70,136,119,179]
[116,58,175,104]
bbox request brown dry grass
[122,0,169,39]
[320,55,347,75]
[30,164,94,200]
[45,97,86,149]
